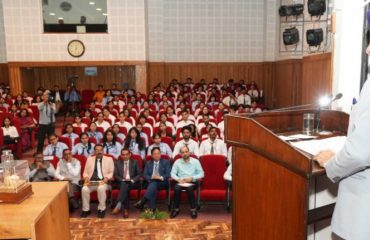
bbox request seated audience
[136,123,149,148]
[28,152,55,182]
[55,149,81,210]
[123,127,146,159]
[199,127,227,157]
[95,112,111,132]
[249,100,262,113]
[72,115,88,131]
[81,144,114,218]
[237,89,252,107]
[102,108,116,124]
[112,148,142,218]
[87,122,103,144]
[134,147,171,210]
[157,122,173,139]
[172,126,199,158]
[102,129,122,160]
[111,124,126,143]
[2,117,19,145]
[43,133,69,159]
[170,146,204,219]
[102,90,113,106]
[117,112,133,132]
[62,123,79,146]
[147,133,172,157]
[72,132,95,157]
[176,110,194,129]
[92,85,105,104]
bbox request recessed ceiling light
[96,8,102,11]
[49,12,55,16]
[89,2,95,5]
[58,17,64,20]
[102,13,108,16]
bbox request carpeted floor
[70,218,232,240]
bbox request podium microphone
[248,93,343,118]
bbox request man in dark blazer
[112,148,141,218]
[135,147,171,210]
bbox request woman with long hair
[102,129,122,159]
[123,127,145,159]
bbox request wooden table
[0,182,70,240]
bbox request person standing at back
[37,92,56,152]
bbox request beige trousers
[81,184,109,211]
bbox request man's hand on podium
[314,150,336,167]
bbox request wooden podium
[0,182,70,240]
[225,110,349,240]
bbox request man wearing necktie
[37,92,56,152]
[199,127,228,157]
[237,89,251,107]
[81,144,114,218]
[135,147,171,210]
[42,134,68,159]
[112,148,141,218]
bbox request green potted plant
[139,208,169,220]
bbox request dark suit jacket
[114,159,141,183]
[50,90,65,103]
[143,159,171,182]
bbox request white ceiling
[42,0,107,24]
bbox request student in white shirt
[43,133,69,159]
[72,133,95,157]
[155,113,175,135]
[72,115,88,132]
[95,112,111,132]
[102,108,116,124]
[147,133,173,157]
[2,117,19,144]
[176,110,194,130]
[55,148,81,209]
[62,123,79,146]
[117,112,133,133]
[172,126,199,158]
[237,89,252,106]
[102,129,123,160]
[199,127,227,157]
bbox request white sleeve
[325,109,370,182]
[54,162,64,180]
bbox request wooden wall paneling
[301,53,332,104]
[29,66,136,94]
[8,66,22,95]
[21,68,36,95]
[273,59,303,109]
[0,63,9,84]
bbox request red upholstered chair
[74,137,97,146]
[73,126,83,135]
[161,136,174,150]
[81,117,92,125]
[119,127,128,135]
[50,156,59,169]
[81,89,95,105]
[199,154,227,208]
[130,154,144,170]
[58,136,72,150]
[96,127,105,135]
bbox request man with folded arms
[170,146,204,219]
[55,149,81,210]
[81,144,114,218]
[112,148,141,218]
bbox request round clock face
[67,40,85,57]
